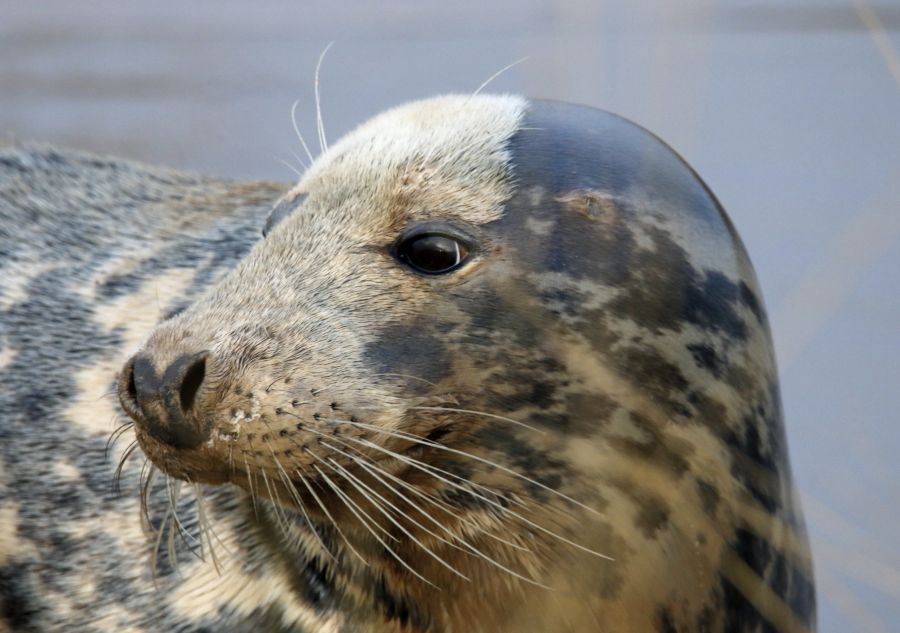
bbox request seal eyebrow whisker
[277,157,303,178]
[311,460,441,590]
[410,406,546,434]
[290,99,316,164]
[326,455,471,581]
[290,149,309,171]
[313,42,333,154]
[471,56,529,97]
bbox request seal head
[119,95,815,632]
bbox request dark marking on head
[364,322,452,385]
[560,392,618,436]
[473,425,568,500]
[739,281,765,324]
[657,607,679,633]
[731,528,816,624]
[687,343,724,378]
[696,479,720,516]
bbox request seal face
[0,95,815,633]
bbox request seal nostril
[179,355,206,415]
[118,355,142,419]
[127,367,137,403]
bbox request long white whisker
[290,149,309,171]
[410,405,545,434]
[278,157,303,177]
[296,419,512,507]
[167,478,202,557]
[265,439,334,559]
[331,442,519,543]
[192,482,223,574]
[350,437,613,561]
[313,462,439,588]
[338,433,512,510]
[305,450,397,543]
[472,56,529,96]
[326,456,470,581]
[296,469,368,565]
[328,442,547,586]
[330,420,525,507]
[291,99,316,164]
[345,418,600,518]
[258,461,291,534]
[241,451,260,516]
[314,42,334,153]
[150,491,175,582]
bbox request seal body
[0,95,815,632]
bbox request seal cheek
[363,323,452,386]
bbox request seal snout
[118,350,211,450]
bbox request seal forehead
[287,94,528,229]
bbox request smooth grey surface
[2,1,898,630]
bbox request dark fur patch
[363,322,452,385]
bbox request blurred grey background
[2,0,898,630]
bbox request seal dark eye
[396,233,471,275]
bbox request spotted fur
[0,95,815,632]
